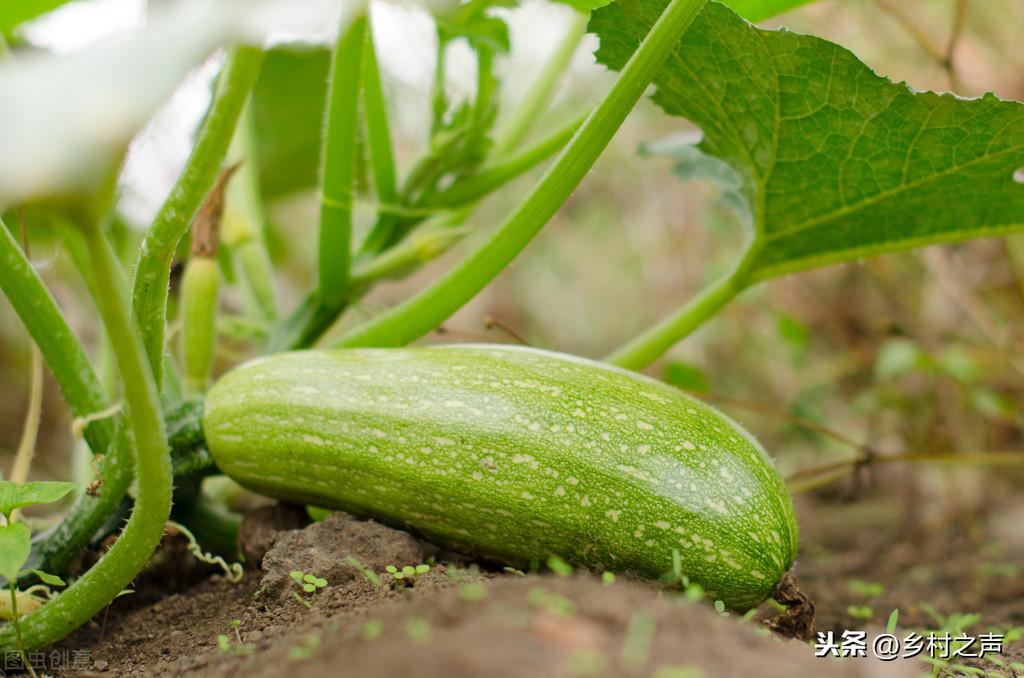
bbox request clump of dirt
[257,512,425,599]
[51,489,1024,677]
[54,512,468,675]
[257,576,868,678]
[236,503,309,567]
[49,510,835,677]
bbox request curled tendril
[70,402,123,440]
[166,521,243,584]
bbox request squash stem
[0,217,171,652]
[317,4,367,312]
[0,218,132,578]
[132,45,264,387]
[362,16,398,209]
[604,267,746,371]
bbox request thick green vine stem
[0,218,134,578]
[132,45,264,387]
[0,216,172,653]
[0,219,115,461]
[605,266,747,370]
[361,16,398,210]
[317,4,366,312]
[276,5,367,350]
[335,0,709,349]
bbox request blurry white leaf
[19,0,147,56]
[0,0,348,206]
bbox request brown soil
[40,479,1024,678]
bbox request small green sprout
[886,608,899,634]
[361,618,384,640]
[663,548,703,602]
[679,575,704,602]
[528,587,575,617]
[547,555,573,577]
[290,570,328,593]
[621,613,656,672]
[653,666,705,678]
[288,633,321,661]
[458,583,487,602]
[384,562,431,583]
[0,480,76,676]
[847,578,885,598]
[920,603,982,635]
[915,603,986,675]
[846,605,874,621]
[346,555,382,587]
[216,632,255,657]
[601,571,616,586]
[975,561,1018,579]
[216,619,254,655]
[1003,625,1024,644]
[289,570,328,607]
[567,648,607,676]
[405,616,431,643]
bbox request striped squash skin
[203,345,799,607]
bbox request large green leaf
[0,522,31,581]
[592,0,1024,283]
[719,0,816,22]
[250,44,330,199]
